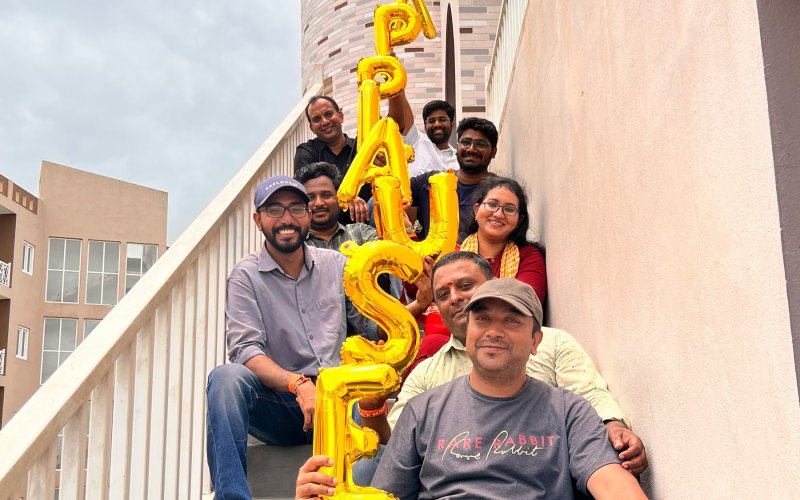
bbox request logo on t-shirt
[438,430,558,461]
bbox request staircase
[0,72,324,500]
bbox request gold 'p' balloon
[374,0,437,55]
[355,56,407,150]
[374,3,421,55]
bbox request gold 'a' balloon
[313,2,455,498]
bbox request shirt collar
[443,334,467,352]
[320,135,355,154]
[257,243,315,274]
[306,223,346,242]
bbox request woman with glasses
[406,176,546,381]
[460,176,547,301]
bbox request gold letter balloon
[312,1,458,499]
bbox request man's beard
[427,126,451,146]
[458,159,490,176]
[263,223,309,254]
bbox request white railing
[485,0,529,129]
[0,69,323,500]
[0,260,10,287]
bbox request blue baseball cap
[253,175,309,210]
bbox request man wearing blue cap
[205,174,370,499]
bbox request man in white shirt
[389,90,458,176]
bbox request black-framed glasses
[260,204,309,218]
[425,116,450,126]
[458,137,491,150]
[480,200,519,216]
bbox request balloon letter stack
[312,1,458,499]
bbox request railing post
[86,373,114,499]
[58,402,89,500]
[129,318,155,499]
[109,342,135,495]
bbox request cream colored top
[388,327,630,429]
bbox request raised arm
[387,88,414,135]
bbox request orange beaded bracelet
[289,374,311,395]
[358,402,389,418]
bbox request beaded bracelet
[289,374,311,395]
[358,402,389,418]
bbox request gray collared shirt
[305,222,379,251]
[225,243,364,375]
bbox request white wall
[494,1,800,497]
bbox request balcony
[0,260,10,288]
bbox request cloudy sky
[0,1,301,243]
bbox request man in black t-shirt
[294,95,371,224]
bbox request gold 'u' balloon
[313,1,450,498]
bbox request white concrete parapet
[486,0,529,129]
[0,72,323,500]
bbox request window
[84,319,101,338]
[41,318,78,383]
[86,241,119,305]
[125,243,158,293]
[22,241,34,275]
[16,326,29,359]
[46,238,82,303]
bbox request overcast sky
[0,1,301,243]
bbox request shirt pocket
[316,294,346,338]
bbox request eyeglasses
[458,137,491,150]
[260,204,309,218]
[425,116,450,126]
[480,200,519,216]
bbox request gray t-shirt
[372,376,620,499]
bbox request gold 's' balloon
[339,240,423,370]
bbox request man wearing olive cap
[297,277,647,499]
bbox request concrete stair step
[246,436,311,499]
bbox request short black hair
[456,117,498,148]
[294,162,341,189]
[422,100,456,122]
[431,251,494,288]
[305,95,340,122]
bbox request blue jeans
[206,364,312,500]
[351,445,384,486]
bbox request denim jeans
[351,444,385,486]
[206,363,312,500]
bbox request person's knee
[207,363,255,400]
